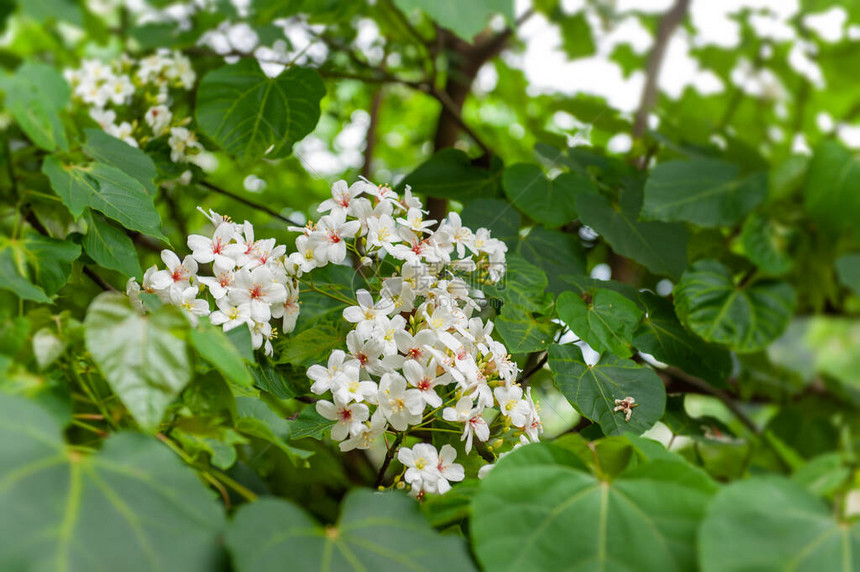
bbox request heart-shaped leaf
[471,442,717,572]
[503,163,592,227]
[548,343,665,435]
[0,394,225,572]
[84,293,191,430]
[196,60,325,161]
[556,289,644,357]
[643,159,766,227]
[674,259,796,353]
[699,477,860,571]
[226,488,476,571]
[519,226,587,294]
[495,304,555,353]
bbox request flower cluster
[303,180,542,497]
[127,208,299,355]
[64,51,210,174]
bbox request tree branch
[517,352,547,387]
[198,181,304,227]
[362,88,384,179]
[375,432,403,487]
[632,0,691,143]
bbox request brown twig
[375,432,404,487]
[632,0,691,144]
[198,181,304,227]
[517,352,548,387]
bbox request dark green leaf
[805,141,860,239]
[460,198,520,250]
[643,159,766,227]
[674,260,796,352]
[226,489,476,571]
[82,211,142,277]
[519,226,587,294]
[502,163,591,227]
[494,304,555,353]
[398,148,503,201]
[488,253,547,312]
[576,184,689,279]
[740,213,794,275]
[0,62,69,151]
[42,156,168,241]
[83,128,159,195]
[699,477,860,571]
[836,254,860,296]
[556,289,643,357]
[275,323,346,367]
[196,60,325,161]
[0,235,80,302]
[472,442,717,572]
[633,292,732,386]
[548,343,666,435]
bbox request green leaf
[502,163,591,227]
[42,156,168,241]
[196,60,325,161]
[190,324,254,388]
[226,489,476,571]
[460,198,520,250]
[83,128,159,195]
[674,260,796,353]
[0,394,224,572]
[235,397,311,461]
[548,343,666,435]
[84,293,191,430]
[519,226,587,294]
[556,289,644,357]
[739,213,794,275]
[392,0,513,41]
[488,253,547,312]
[805,141,860,239]
[82,211,142,277]
[633,292,732,386]
[836,254,860,296]
[643,159,766,227]
[558,12,595,60]
[471,442,717,572]
[252,360,307,399]
[0,62,69,151]
[494,304,555,353]
[699,477,860,571]
[576,184,689,279]
[276,323,346,367]
[0,235,81,302]
[17,0,82,25]
[398,148,503,201]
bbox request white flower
[402,359,447,408]
[397,207,436,234]
[318,179,365,215]
[434,444,465,493]
[316,398,369,441]
[398,443,440,495]
[395,329,437,361]
[443,396,489,453]
[334,377,378,405]
[198,260,236,299]
[150,250,198,294]
[377,372,424,431]
[170,286,210,326]
[105,74,134,105]
[105,121,138,148]
[339,409,387,452]
[228,266,287,323]
[290,235,322,273]
[90,108,116,129]
[168,126,202,162]
[209,297,251,331]
[494,385,530,428]
[145,104,173,136]
[271,282,300,334]
[187,223,241,267]
[308,349,359,395]
[366,213,397,253]
[343,289,395,337]
[312,210,360,263]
